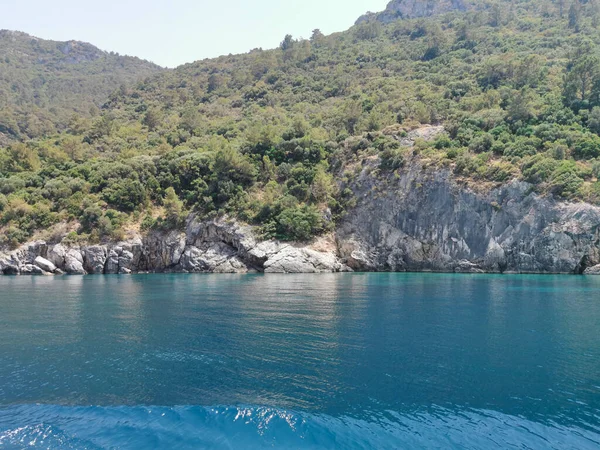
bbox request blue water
[0,273,599,449]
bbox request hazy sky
[2,0,389,68]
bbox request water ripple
[1,404,599,450]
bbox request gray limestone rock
[20,264,44,275]
[34,256,57,273]
[118,250,134,274]
[105,249,120,274]
[65,249,86,275]
[356,0,468,24]
[47,244,68,268]
[584,264,600,275]
[263,246,348,273]
[83,246,107,274]
[337,160,600,274]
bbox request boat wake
[1,403,599,449]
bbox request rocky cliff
[337,161,600,275]
[0,218,349,275]
[357,0,469,24]
[3,160,600,276]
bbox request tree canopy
[3,1,600,247]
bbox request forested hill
[3,0,600,249]
[0,30,162,143]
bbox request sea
[1,273,599,449]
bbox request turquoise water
[0,273,599,449]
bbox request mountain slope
[2,0,600,258]
[357,0,470,24]
[0,30,162,143]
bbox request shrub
[276,204,323,241]
[572,136,600,160]
[0,176,26,195]
[521,155,559,184]
[380,147,407,170]
[141,214,157,231]
[548,161,584,198]
[468,133,494,153]
[593,160,600,179]
[80,204,103,232]
[101,179,146,212]
[162,187,186,229]
[485,161,515,182]
[3,226,29,248]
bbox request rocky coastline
[2,162,600,276]
[0,218,350,276]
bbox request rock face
[83,246,108,274]
[0,218,349,275]
[357,0,469,24]
[336,162,600,274]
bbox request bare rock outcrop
[336,161,600,274]
[357,0,469,24]
[0,218,348,275]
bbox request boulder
[13,241,47,265]
[144,230,186,270]
[83,246,107,274]
[584,264,600,275]
[2,263,19,275]
[263,246,349,273]
[47,244,68,268]
[20,264,44,275]
[34,256,57,273]
[179,243,248,273]
[65,249,86,275]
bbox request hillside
[0,30,162,143]
[357,0,470,23]
[2,0,600,253]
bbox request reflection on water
[1,273,600,448]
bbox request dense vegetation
[0,30,161,143]
[3,0,600,248]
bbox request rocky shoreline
[0,218,350,276]
[2,161,600,276]
[336,162,600,275]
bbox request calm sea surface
[0,273,599,449]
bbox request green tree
[564,55,600,109]
[489,4,503,27]
[588,106,600,134]
[143,107,162,131]
[310,29,325,45]
[280,34,294,51]
[422,23,446,61]
[568,1,582,31]
[163,187,185,228]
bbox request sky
[2,0,389,68]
